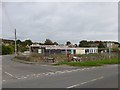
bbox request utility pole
[108,42,112,59]
[15,29,17,56]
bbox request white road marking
[41,73,46,75]
[67,76,104,88]
[92,67,96,69]
[17,78,22,80]
[36,75,40,77]
[3,67,99,81]
[36,74,42,77]
[77,69,82,71]
[45,73,49,75]
[72,70,78,72]
[59,71,65,74]
[37,73,42,76]
[66,70,72,73]
[53,71,62,74]
[31,74,36,76]
[55,71,64,74]
[48,72,55,75]
[23,77,27,79]
[4,72,14,77]
[26,75,30,77]
[81,69,85,70]
[15,77,20,79]
[3,80,6,82]
[86,68,90,70]
[63,70,69,72]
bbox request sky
[2,2,118,44]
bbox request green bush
[2,45,14,55]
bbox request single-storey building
[29,44,98,55]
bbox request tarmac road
[2,55,119,88]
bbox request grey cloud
[0,3,2,38]
[2,2,118,44]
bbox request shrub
[2,45,14,55]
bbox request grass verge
[54,58,119,67]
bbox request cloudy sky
[2,2,118,44]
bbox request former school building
[29,44,98,55]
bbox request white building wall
[76,48,85,54]
[30,44,98,55]
[76,47,98,54]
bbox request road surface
[2,55,119,88]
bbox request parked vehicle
[71,56,81,62]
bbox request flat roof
[30,44,98,49]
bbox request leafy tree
[79,40,90,47]
[2,45,14,55]
[98,42,105,53]
[74,44,78,47]
[44,39,53,45]
[66,41,71,46]
[20,47,28,52]
[7,46,14,54]
[89,41,94,44]
[0,45,2,55]
[53,42,58,45]
[24,39,33,46]
[16,39,22,45]
[118,43,120,48]
[20,39,32,48]
[98,42,105,48]
[17,39,32,52]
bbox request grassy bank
[54,58,119,67]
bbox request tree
[2,45,14,55]
[16,40,22,45]
[0,45,2,55]
[98,42,105,53]
[118,44,120,48]
[53,42,58,45]
[98,42,105,48]
[2,45,6,55]
[24,39,33,46]
[44,39,53,45]
[16,39,32,52]
[7,46,14,54]
[20,47,28,52]
[74,44,78,47]
[66,41,71,46]
[79,40,89,47]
